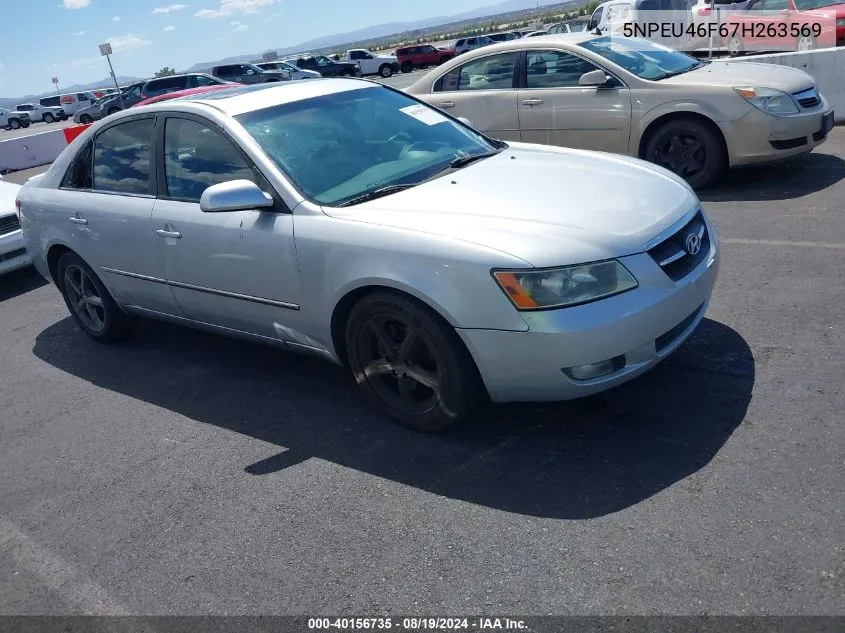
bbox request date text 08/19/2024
[307,618,529,630]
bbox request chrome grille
[793,87,820,109]
[647,211,710,282]
[0,213,21,235]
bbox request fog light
[562,356,624,381]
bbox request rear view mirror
[579,69,612,87]
[200,180,274,213]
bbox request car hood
[324,143,698,268]
[662,61,814,93]
[0,178,21,216]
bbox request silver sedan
[18,79,719,432]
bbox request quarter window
[163,118,256,202]
[93,119,154,195]
[437,52,518,92]
[62,140,94,190]
[525,50,600,89]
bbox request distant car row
[1,102,69,130]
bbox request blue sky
[0,0,501,97]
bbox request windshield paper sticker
[400,104,449,126]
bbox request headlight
[734,86,799,115]
[493,260,638,310]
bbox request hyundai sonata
[18,80,719,431]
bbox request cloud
[62,0,91,8]
[230,20,240,25]
[233,24,249,31]
[104,34,153,54]
[112,16,121,22]
[72,30,85,36]
[163,25,176,31]
[153,4,188,14]
[195,0,275,19]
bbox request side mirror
[200,180,274,213]
[579,69,612,87]
[457,116,474,127]
[246,69,255,75]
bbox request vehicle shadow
[32,316,754,519]
[0,266,47,302]
[699,151,845,203]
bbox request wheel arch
[636,110,728,166]
[46,242,75,285]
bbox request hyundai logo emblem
[685,232,702,256]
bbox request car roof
[172,78,378,116]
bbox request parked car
[587,0,691,48]
[487,31,522,42]
[0,175,30,275]
[284,55,362,77]
[255,60,321,80]
[40,92,99,115]
[407,33,834,189]
[211,63,289,85]
[18,79,718,432]
[725,0,845,55]
[395,44,457,74]
[132,84,243,108]
[548,20,589,34]
[689,0,754,50]
[524,30,550,37]
[15,103,67,124]
[97,81,147,117]
[454,36,495,55]
[141,73,230,100]
[345,49,400,78]
[0,107,30,130]
[73,95,112,124]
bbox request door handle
[521,98,544,106]
[437,101,455,109]
[155,229,182,239]
[68,216,88,225]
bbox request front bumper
[723,98,834,167]
[458,219,720,403]
[0,229,31,275]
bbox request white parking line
[722,238,845,249]
[0,516,130,615]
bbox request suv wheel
[378,64,393,78]
[43,113,55,124]
[8,118,20,130]
[401,61,414,73]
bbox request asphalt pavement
[0,131,843,616]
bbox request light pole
[98,42,126,110]
[52,76,60,96]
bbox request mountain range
[0,77,144,109]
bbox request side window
[456,39,465,46]
[763,0,790,9]
[592,6,604,25]
[467,38,477,45]
[163,118,256,202]
[61,140,94,190]
[93,119,154,195]
[437,52,518,92]
[526,50,600,89]
[192,75,218,87]
[124,84,143,99]
[77,93,89,101]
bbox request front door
[151,115,302,340]
[517,49,632,154]
[425,51,521,142]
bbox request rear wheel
[644,117,725,190]
[345,292,483,432]
[401,61,414,73]
[107,107,120,116]
[79,114,93,124]
[8,118,20,130]
[56,252,135,343]
[378,64,393,78]
[43,113,55,124]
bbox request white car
[15,103,67,124]
[18,79,718,431]
[0,176,30,275]
[255,61,321,80]
[0,107,31,131]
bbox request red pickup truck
[395,44,456,73]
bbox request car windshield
[579,36,705,80]
[236,85,499,206]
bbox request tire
[378,64,393,78]
[796,34,815,52]
[44,113,55,124]
[401,61,414,74]
[342,70,355,77]
[8,118,20,130]
[80,114,93,124]
[345,291,484,432]
[728,36,744,57]
[22,120,30,128]
[56,252,135,343]
[107,107,120,116]
[644,117,725,190]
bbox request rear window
[40,96,61,108]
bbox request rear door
[427,51,521,141]
[516,49,632,153]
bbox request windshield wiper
[654,63,705,81]
[337,184,416,207]
[449,151,499,168]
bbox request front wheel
[345,292,484,432]
[79,114,93,124]
[728,36,745,57]
[43,113,55,124]
[57,252,136,343]
[644,117,725,190]
[378,64,393,78]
